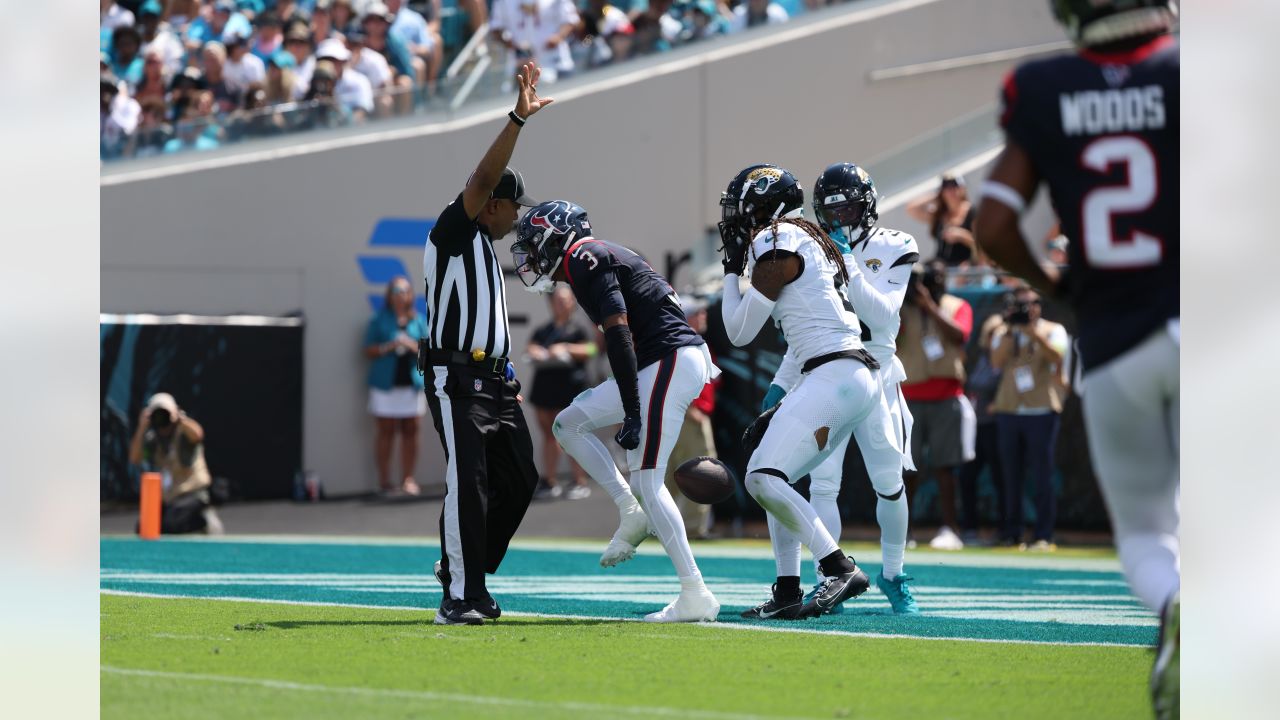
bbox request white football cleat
[600,500,651,567]
[643,587,720,623]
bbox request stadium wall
[101,0,1065,497]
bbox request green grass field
[100,536,1155,719]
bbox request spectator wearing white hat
[312,38,374,121]
[128,393,223,535]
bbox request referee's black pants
[425,363,539,602]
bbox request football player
[760,163,920,616]
[511,200,721,623]
[719,164,880,620]
[973,2,1178,716]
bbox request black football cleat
[740,584,806,621]
[434,598,485,626]
[472,594,502,620]
[434,561,501,619]
[800,561,870,618]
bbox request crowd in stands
[101,0,860,160]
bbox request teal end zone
[100,538,1155,647]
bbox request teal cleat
[875,573,920,615]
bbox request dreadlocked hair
[751,217,849,285]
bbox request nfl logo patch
[474,379,483,392]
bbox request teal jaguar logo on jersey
[865,258,883,273]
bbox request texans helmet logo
[527,201,572,234]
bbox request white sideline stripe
[99,0,940,186]
[99,589,1149,648]
[103,533,1123,571]
[100,312,304,327]
[100,666,816,720]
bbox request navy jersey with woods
[1000,35,1178,372]
[424,192,512,359]
[560,238,703,369]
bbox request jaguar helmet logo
[865,258,883,273]
[746,166,784,195]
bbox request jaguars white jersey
[844,227,920,384]
[747,221,864,365]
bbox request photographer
[127,393,223,535]
[989,286,1069,550]
[897,260,975,550]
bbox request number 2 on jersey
[1079,136,1162,269]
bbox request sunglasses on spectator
[391,286,410,295]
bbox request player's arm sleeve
[428,193,475,255]
[846,245,918,330]
[602,321,641,419]
[720,275,776,347]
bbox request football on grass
[673,456,736,505]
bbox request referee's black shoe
[434,598,485,626]
[435,561,501,619]
[799,562,870,618]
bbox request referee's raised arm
[458,62,555,221]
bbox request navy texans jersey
[560,238,704,370]
[1000,35,1178,372]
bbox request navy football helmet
[512,200,591,291]
[1050,0,1177,47]
[812,163,878,253]
[719,164,804,265]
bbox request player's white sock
[630,468,702,582]
[745,470,839,561]
[767,513,802,578]
[810,491,841,582]
[553,409,635,509]
[1117,532,1180,612]
[876,487,908,580]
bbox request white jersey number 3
[1080,136,1162,269]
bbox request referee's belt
[801,348,880,374]
[425,349,509,374]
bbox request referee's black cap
[493,168,538,207]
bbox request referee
[423,62,553,626]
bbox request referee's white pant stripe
[433,367,466,600]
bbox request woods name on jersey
[1060,84,1166,136]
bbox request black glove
[719,221,748,275]
[615,415,642,450]
[741,403,780,456]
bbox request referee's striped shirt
[423,192,511,359]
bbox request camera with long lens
[150,408,173,429]
[1007,301,1033,326]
